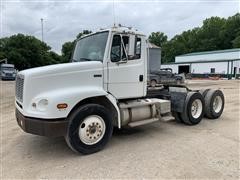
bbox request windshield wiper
[71,58,90,62]
[79,58,92,61]
[72,58,101,62]
[71,58,79,62]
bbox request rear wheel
[181,92,205,125]
[172,111,183,123]
[204,89,224,119]
[65,104,113,154]
[199,89,210,98]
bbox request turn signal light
[57,103,68,109]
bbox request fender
[106,94,121,128]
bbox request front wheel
[65,104,113,154]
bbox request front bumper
[16,109,69,137]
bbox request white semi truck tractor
[15,26,225,154]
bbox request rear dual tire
[204,89,225,119]
[173,92,205,125]
[172,111,183,123]
[173,89,225,124]
[181,92,205,125]
[199,89,225,119]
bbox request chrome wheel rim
[78,115,106,145]
[213,96,222,113]
[191,99,203,119]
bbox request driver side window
[111,35,127,62]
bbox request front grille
[16,74,24,103]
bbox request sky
[1,0,239,54]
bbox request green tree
[61,41,75,62]
[232,35,240,48]
[197,16,226,51]
[221,13,240,48]
[0,34,63,70]
[158,13,240,63]
[148,32,168,47]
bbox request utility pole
[41,18,44,42]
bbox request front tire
[65,104,113,154]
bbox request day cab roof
[108,25,145,36]
[79,25,146,40]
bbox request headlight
[32,99,48,111]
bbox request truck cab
[1,63,16,80]
[15,26,225,154]
[71,27,147,99]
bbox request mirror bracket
[116,59,127,65]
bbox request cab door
[106,34,145,99]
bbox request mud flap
[169,92,187,113]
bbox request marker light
[57,103,68,109]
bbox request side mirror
[128,35,135,57]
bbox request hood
[15,61,105,119]
[16,61,104,109]
[19,61,102,78]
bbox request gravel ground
[1,80,239,179]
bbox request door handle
[139,75,143,82]
[93,74,102,78]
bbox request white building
[161,48,240,78]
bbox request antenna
[41,18,44,42]
[112,0,116,27]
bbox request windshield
[72,31,109,62]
